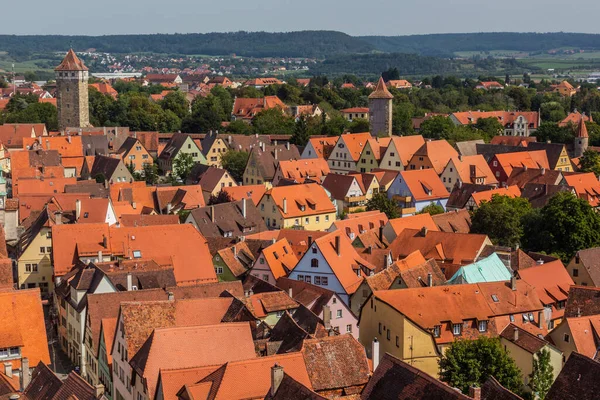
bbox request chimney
[167,291,174,301]
[372,338,380,371]
[511,276,517,291]
[3,362,12,378]
[94,384,105,398]
[513,327,519,341]
[75,199,81,221]
[242,198,247,218]
[211,206,215,222]
[132,202,137,210]
[228,135,232,145]
[166,202,173,214]
[469,386,481,400]
[286,142,290,151]
[322,305,331,329]
[54,211,62,225]
[541,167,546,175]
[538,311,543,329]
[270,364,284,396]
[274,149,278,160]
[67,135,72,144]
[20,358,29,391]
[420,226,428,237]
[126,272,133,291]
[427,273,433,287]
[288,287,293,298]
[307,235,313,247]
[45,139,50,150]
[102,235,107,248]
[335,235,341,256]
[233,245,237,258]
[98,250,102,262]
[577,307,582,317]
[524,165,528,171]
[282,198,287,214]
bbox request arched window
[311,259,319,268]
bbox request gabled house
[551,80,577,97]
[223,184,267,206]
[250,238,299,284]
[378,136,426,172]
[243,290,300,327]
[185,164,237,195]
[213,241,255,281]
[257,183,336,231]
[440,155,498,192]
[526,142,572,172]
[288,231,374,304]
[232,95,287,121]
[388,169,450,215]
[340,107,369,122]
[300,137,337,159]
[356,137,391,173]
[406,140,458,174]
[566,248,600,287]
[465,185,521,211]
[359,280,545,377]
[451,111,540,137]
[116,137,153,173]
[327,133,371,175]
[381,213,439,243]
[446,183,495,211]
[328,211,388,243]
[81,155,134,184]
[489,151,550,185]
[322,173,367,215]
[476,81,504,90]
[272,158,330,186]
[199,131,230,167]
[186,198,267,238]
[157,133,206,174]
[563,172,600,208]
[243,143,300,186]
[447,253,512,284]
[506,166,564,188]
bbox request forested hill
[0,31,374,58]
[359,32,600,57]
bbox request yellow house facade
[17,223,54,297]
[257,183,337,231]
[359,295,442,377]
[204,137,230,167]
[565,251,598,286]
[356,138,390,173]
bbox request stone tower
[55,49,90,131]
[368,77,393,137]
[574,115,589,158]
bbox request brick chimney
[94,383,105,398]
[513,327,519,341]
[20,358,30,391]
[3,362,12,378]
[469,386,481,400]
[510,276,517,291]
[270,364,284,396]
[75,199,81,221]
[322,305,331,329]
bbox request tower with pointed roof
[368,77,393,137]
[55,49,90,131]
[574,115,589,158]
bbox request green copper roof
[447,253,512,284]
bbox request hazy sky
[3,0,600,36]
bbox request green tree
[529,349,554,399]
[474,117,504,138]
[534,122,573,144]
[143,163,159,184]
[420,116,455,139]
[181,95,226,133]
[470,195,532,247]
[208,190,233,205]
[418,202,445,215]
[220,150,249,183]
[226,120,254,135]
[291,116,311,147]
[172,153,195,181]
[348,118,370,133]
[522,192,600,262]
[439,337,523,395]
[366,193,400,219]
[578,149,600,176]
[160,91,189,120]
[252,108,295,135]
[89,87,116,126]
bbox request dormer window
[478,320,488,332]
[433,325,441,337]
[452,323,461,336]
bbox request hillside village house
[300,136,337,159]
[388,169,450,215]
[356,137,390,173]
[407,140,458,174]
[563,172,600,208]
[327,132,371,175]
[450,111,540,137]
[526,142,572,172]
[186,199,267,238]
[186,164,237,196]
[257,183,336,231]
[200,131,230,167]
[288,231,373,304]
[322,174,368,215]
[212,241,255,281]
[341,107,369,122]
[566,248,600,286]
[116,137,152,173]
[250,238,299,284]
[157,133,206,174]
[243,143,300,187]
[488,151,550,185]
[465,185,521,211]
[272,158,330,186]
[359,280,546,378]
[439,155,498,192]
[378,135,426,172]
[231,96,287,121]
[81,155,134,184]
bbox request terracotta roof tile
[499,323,547,353]
[223,184,266,205]
[276,159,330,184]
[410,140,459,174]
[471,185,521,206]
[546,352,600,400]
[368,77,394,99]
[55,49,88,71]
[259,238,299,280]
[264,183,335,218]
[432,210,472,233]
[449,155,498,185]
[397,169,450,202]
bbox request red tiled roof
[55,49,88,71]
[368,77,394,99]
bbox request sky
[3,0,600,36]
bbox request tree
[220,150,249,183]
[419,116,455,139]
[348,118,370,133]
[226,120,254,135]
[578,149,600,176]
[143,163,159,184]
[470,195,532,247]
[291,116,311,146]
[172,153,195,182]
[529,349,554,399]
[366,193,400,219]
[252,108,295,135]
[474,117,504,138]
[439,337,523,395]
[522,192,600,262]
[208,190,233,205]
[160,91,189,120]
[418,202,445,215]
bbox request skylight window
[133,250,142,258]
[491,294,499,303]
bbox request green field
[0,55,55,74]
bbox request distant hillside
[0,31,374,59]
[312,53,537,77]
[359,32,600,57]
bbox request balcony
[345,195,367,203]
[400,207,417,216]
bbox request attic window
[491,294,499,303]
[133,250,142,259]
[273,252,279,260]
[84,212,89,218]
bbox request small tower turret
[55,49,90,131]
